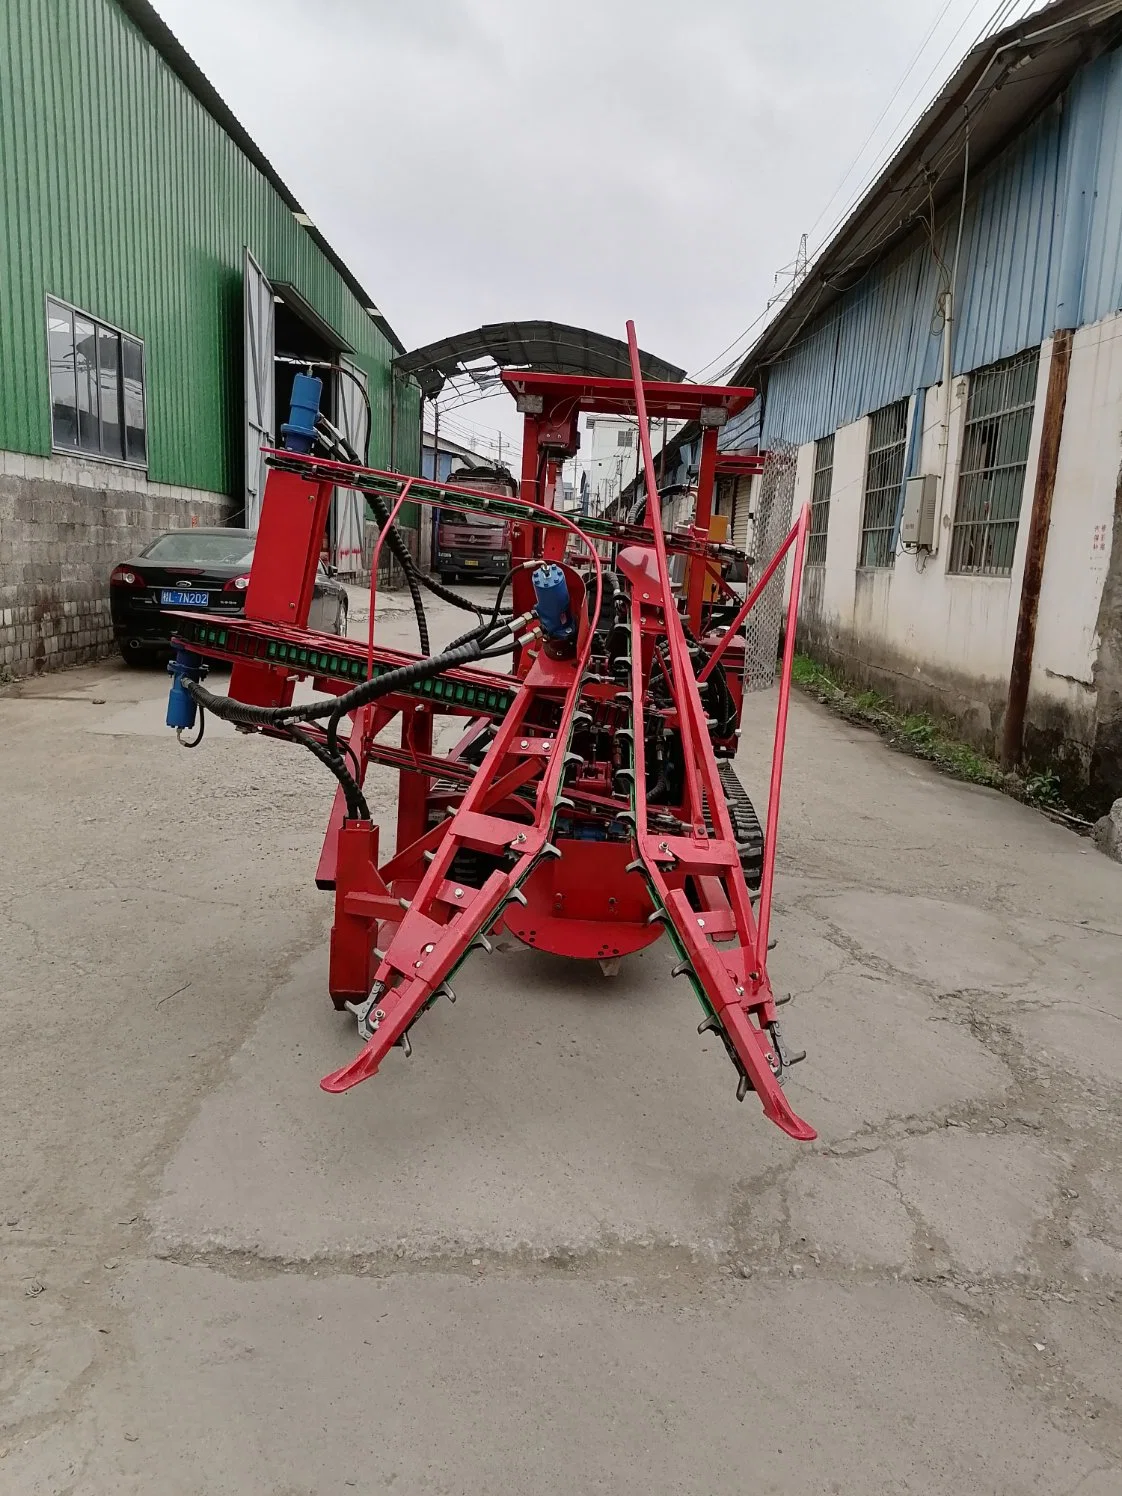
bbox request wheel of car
[440,572,455,585]
[118,642,146,667]
[336,598,348,637]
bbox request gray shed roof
[395,321,686,399]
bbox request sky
[153,0,1046,460]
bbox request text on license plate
[465,558,479,566]
[161,589,209,606]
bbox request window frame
[858,398,909,571]
[616,427,634,448]
[807,433,834,567]
[44,294,148,470]
[947,347,1040,579]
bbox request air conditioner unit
[900,474,938,550]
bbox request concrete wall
[791,314,1122,812]
[0,451,230,675]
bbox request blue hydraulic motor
[166,646,207,733]
[280,372,323,453]
[532,563,578,658]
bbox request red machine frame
[170,323,814,1139]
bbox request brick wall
[0,450,231,675]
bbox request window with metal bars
[858,399,908,569]
[807,434,834,566]
[948,348,1040,577]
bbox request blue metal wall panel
[718,396,762,452]
[759,45,1122,449]
[1077,49,1122,323]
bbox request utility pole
[498,430,502,467]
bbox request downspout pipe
[1002,59,1105,768]
[1002,330,1072,769]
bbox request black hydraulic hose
[329,426,493,627]
[184,636,489,732]
[316,417,432,653]
[286,723,370,822]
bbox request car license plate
[160,589,209,606]
[465,558,479,567]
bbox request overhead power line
[689,0,1046,385]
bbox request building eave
[117,0,406,355]
[732,0,1122,389]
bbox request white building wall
[793,314,1122,758]
[1030,317,1122,708]
[568,416,682,514]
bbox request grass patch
[791,653,1069,810]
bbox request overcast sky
[154,0,1040,453]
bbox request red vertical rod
[698,516,800,683]
[366,482,411,678]
[625,321,704,822]
[686,425,720,630]
[754,501,810,966]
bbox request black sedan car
[110,527,349,664]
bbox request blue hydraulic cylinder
[280,373,323,453]
[532,564,577,644]
[166,647,206,730]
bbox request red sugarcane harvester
[165,323,814,1139]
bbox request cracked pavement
[2,587,1121,1494]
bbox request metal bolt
[697,917,706,928]
[454,888,464,899]
[658,841,669,854]
[520,739,529,749]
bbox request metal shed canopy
[394,321,686,400]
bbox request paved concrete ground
[2,586,1121,1494]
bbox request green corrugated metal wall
[0,0,420,496]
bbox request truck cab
[434,462,516,583]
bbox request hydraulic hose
[317,419,432,654]
[184,636,492,731]
[286,723,370,822]
[324,423,495,631]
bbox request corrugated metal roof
[0,0,414,488]
[756,36,1122,447]
[395,322,685,400]
[735,0,1122,394]
[116,0,405,353]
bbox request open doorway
[273,293,339,448]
